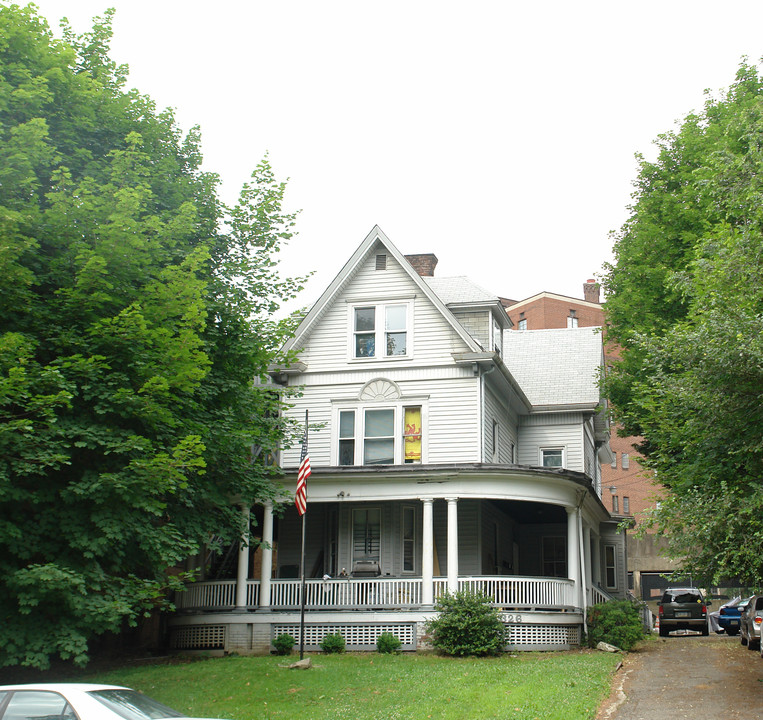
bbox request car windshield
[663,591,701,603]
[88,690,186,719]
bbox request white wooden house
[168,226,625,654]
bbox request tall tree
[602,61,763,586]
[0,4,304,669]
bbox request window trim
[401,505,416,574]
[540,447,565,469]
[604,544,617,589]
[332,400,428,465]
[352,506,381,565]
[348,300,413,361]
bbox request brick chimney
[405,253,439,277]
[583,278,600,304]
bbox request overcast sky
[30,1,763,309]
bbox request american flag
[295,428,310,516]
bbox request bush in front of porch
[426,589,505,657]
[587,600,645,651]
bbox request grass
[84,650,621,720]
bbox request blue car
[717,596,749,636]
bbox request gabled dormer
[422,276,512,358]
[279,226,484,374]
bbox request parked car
[716,596,747,636]
[741,594,763,651]
[0,684,226,720]
[658,587,710,637]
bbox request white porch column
[422,498,434,605]
[566,506,580,609]
[235,504,251,609]
[446,497,459,593]
[259,501,274,609]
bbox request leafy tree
[602,61,763,587]
[0,4,305,669]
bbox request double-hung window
[353,508,381,563]
[352,303,410,359]
[541,447,564,468]
[604,544,617,589]
[337,404,424,465]
[542,536,567,578]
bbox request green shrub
[320,633,346,654]
[376,632,402,654]
[272,633,296,655]
[425,589,505,657]
[587,600,645,651]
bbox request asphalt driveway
[597,633,763,720]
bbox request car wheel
[727,628,739,636]
[751,638,761,651]
[659,625,670,637]
[701,624,709,636]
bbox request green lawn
[86,650,620,720]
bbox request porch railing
[588,585,613,606]
[451,576,577,609]
[175,575,577,612]
[270,577,423,609]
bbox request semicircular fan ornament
[359,378,401,401]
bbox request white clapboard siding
[298,246,474,374]
[281,373,481,467]
[517,412,584,472]
[483,384,519,464]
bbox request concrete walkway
[597,633,763,720]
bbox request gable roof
[506,291,601,312]
[281,225,483,354]
[504,326,603,410]
[424,276,498,305]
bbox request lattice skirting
[170,624,226,650]
[272,623,417,651]
[504,623,580,649]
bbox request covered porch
[167,467,623,653]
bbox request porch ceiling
[489,499,567,525]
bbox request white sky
[29,1,763,309]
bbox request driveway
[597,633,763,720]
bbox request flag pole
[298,410,308,659]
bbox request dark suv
[658,588,710,637]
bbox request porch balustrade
[174,575,577,612]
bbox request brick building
[505,281,678,605]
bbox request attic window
[376,254,387,271]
